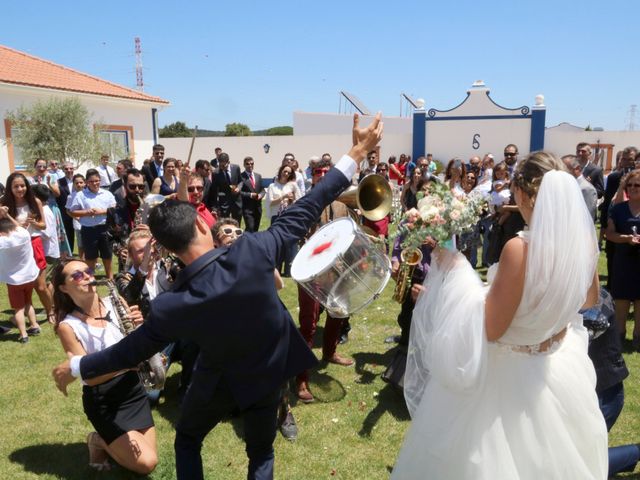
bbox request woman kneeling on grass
[51,258,158,474]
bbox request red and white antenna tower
[134,37,144,91]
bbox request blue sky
[2,0,638,131]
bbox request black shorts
[81,224,112,260]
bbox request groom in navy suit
[53,113,383,480]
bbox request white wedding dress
[391,171,608,479]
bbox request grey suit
[578,175,598,221]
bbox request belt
[497,327,567,355]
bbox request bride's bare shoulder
[500,236,528,267]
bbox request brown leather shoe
[322,353,354,366]
[296,381,314,403]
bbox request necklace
[74,298,112,323]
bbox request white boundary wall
[161,133,413,179]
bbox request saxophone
[392,247,423,303]
[103,280,167,392]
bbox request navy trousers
[598,382,640,477]
[174,379,280,480]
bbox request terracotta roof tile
[0,44,169,104]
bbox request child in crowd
[0,207,41,343]
[32,184,60,266]
[490,162,512,225]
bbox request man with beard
[107,168,147,270]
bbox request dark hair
[277,164,296,183]
[163,157,177,169]
[153,144,165,152]
[215,147,222,153]
[31,183,51,202]
[321,153,332,160]
[243,156,254,164]
[219,153,230,163]
[148,200,198,254]
[445,158,466,180]
[33,158,47,169]
[0,218,16,234]
[212,217,239,239]
[125,168,144,184]
[283,152,295,160]
[52,257,86,331]
[85,168,100,180]
[118,159,133,170]
[416,177,432,192]
[576,142,590,151]
[504,144,519,154]
[195,159,210,171]
[316,157,332,169]
[1,172,41,220]
[72,173,85,182]
[388,156,397,164]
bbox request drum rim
[291,217,358,282]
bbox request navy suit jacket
[582,163,604,199]
[211,164,242,211]
[56,176,73,212]
[239,170,264,213]
[80,166,352,408]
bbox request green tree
[159,121,193,137]
[265,126,293,136]
[224,122,252,137]
[6,97,106,164]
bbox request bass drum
[291,217,390,318]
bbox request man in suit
[141,144,165,189]
[601,146,638,290]
[239,156,265,232]
[562,155,598,221]
[576,142,605,199]
[210,147,222,170]
[56,161,76,251]
[109,159,133,198]
[52,113,384,480]
[212,152,242,223]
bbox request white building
[0,44,169,183]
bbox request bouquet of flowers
[396,182,487,250]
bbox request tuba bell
[337,174,393,221]
[136,194,166,225]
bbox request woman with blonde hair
[393,151,607,479]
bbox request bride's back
[489,153,599,346]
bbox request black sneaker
[18,336,29,344]
[26,326,41,336]
[278,410,298,441]
[0,325,10,335]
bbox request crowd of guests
[2,134,640,476]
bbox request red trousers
[296,285,346,383]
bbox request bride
[391,151,608,479]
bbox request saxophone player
[51,258,158,474]
[107,168,147,270]
[383,192,435,391]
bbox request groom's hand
[349,112,383,162]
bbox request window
[97,125,135,162]
[3,120,29,171]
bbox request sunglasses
[313,168,329,175]
[377,168,388,172]
[68,267,95,282]
[504,152,517,157]
[627,183,640,188]
[221,227,243,236]
[128,184,145,191]
[188,185,204,192]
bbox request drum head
[291,217,356,282]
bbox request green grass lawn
[1,238,640,479]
